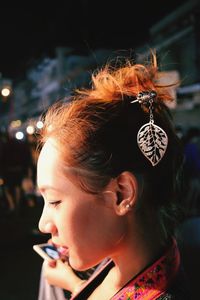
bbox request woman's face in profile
[37,138,127,271]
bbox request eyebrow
[38,185,59,193]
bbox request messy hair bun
[75,53,175,109]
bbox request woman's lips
[57,246,69,256]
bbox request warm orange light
[26,125,35,135]
[1,87,11,97]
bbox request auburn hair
[39,54,183,240]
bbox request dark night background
[0,0,184,79]
[2,1,200,299]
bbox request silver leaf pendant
[137,122,168,166]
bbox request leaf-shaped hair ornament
[131,91,168,166]
[137,123,168,166]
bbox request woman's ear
[114,171,138,216]
[102,172,138,215]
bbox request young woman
[37,53,190,299]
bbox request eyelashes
[48,200,61,207]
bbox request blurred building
[1,47,114,137]
[137,0,200,129]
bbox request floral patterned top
[111,239,179,300]
[72,239,190,300]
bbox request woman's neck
[87,215,169,300]
[106,222,167,292]
[88,232,167,300]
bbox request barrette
[131,90,157,104]
[132,91,168,166]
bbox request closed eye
[49,200,61,207]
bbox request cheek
[55,200,89,244]
[61,204,93,243]
[56,205,77,244]
[65,204,127,269]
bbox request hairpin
[131,91,168,166]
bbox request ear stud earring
[126,204,131,209]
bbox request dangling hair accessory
[131,91,168,166]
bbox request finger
[47,259,57,268]
[47,238,53,244]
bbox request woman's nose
[38,212,47,233]
[38,210,56,235]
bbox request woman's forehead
[39,139,59,163]
[37,139,62,186]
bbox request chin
[69,256,95,272]
[69,257,85,271]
